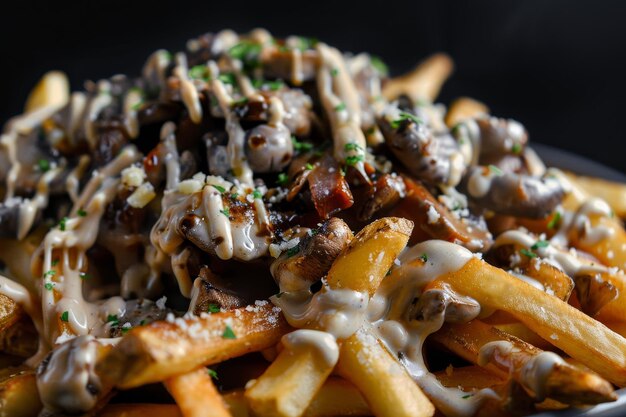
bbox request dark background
[2,0,625,172]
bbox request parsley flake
[345,155,364,166]
[305,163,314,171]
[60,311,69,322]
[77,208,87,217]
[520,248,537,258]
[79,272,91,280]
[344,142,363,152]
[44,282,54,291]
[208,304,220,314]
[220,208,230,218]
[51,259,59,267]
[189,65,210,81]
[107,314,119,325]
[44,270,56,278]
[291,136,314,152]
[370,55,389,76]
[286,245,300,258]
[488,165,503,176]
[58,217,68,231]
[531,240,549,250]
[207,368,219,380]
[420,253,429,262]
[547,212,561,229]
[390,112,423,129]
[511,143,522,154]
[277,172,289,186]
[253,189,263,199]
[330,68,339,77]
[222,325,237,339]
[334,102,347,112]
[37,159,50,173]
[218,73,236,85]
[462,394,473,399]
[212,184,226,194]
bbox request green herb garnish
[208,304,221,314]
[222,325,237,339]
[291,136,314,152]
[420,253,429,262]
[107,314,119,325]
[277,173,289,186]
[488,165,503,176]
[330,68,339,77]
[212,185,226,194]
[286,245,300,258]
[79,272,90,280]
[51,259,59,267]
[370,55,389,76]
[547,212,561,229]
[344,142,363,152]
[58,217,68,231]
[305,163,314,171]
[44,270,56,278]
[44,282,54,291]
[77,208,87,217]
[189,65,210,81]
[220,208,230,218]
[37,159,50,173]
[511,143,522,154]
[253,189,263,199]
[218,73,236,85]
[207,368,219,380]
[60,311,69,322]
[531,240,549,250]
[390,112,422,129]
[334,102,346,112]
[520,248,537,258]
[345,155,364,166]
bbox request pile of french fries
[4,52,626,417]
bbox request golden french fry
[569,213,626,271]
[326,217,413,295]
[24,71,69,113]
[431,320,615,405]
[445,97,489,127]
[382,53,454,103]
[0,369,43,417]
[0,317,38,358]
[336,328,434,417]
[98,304,291,388]
[98,404,182,417]
[565,172,626,218]
[165,368,231,417]
[0,294,21,333]
[428,258,626,386]
[245,337,335,417]
[493,322,552,351]
[434,365,505,390]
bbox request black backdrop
[2,0,625,172]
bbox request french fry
[492,323,552,351]
[165,368,232,417]
[225,378,370,417]
[245,335,335,417]
[445,97,489,127]
[325,217,413,295]
[569,213,626,271]
[382,53,453,103]
[98,304,291,388]
[336,328,434,417]
[246,218,413,417]
[0,317,38,357]
[427,257,626,386]
[0,369,42,417]
[434,365,505,390]
[98,404,182,417]
[0,294,21,333]
[565,172,626,219]
[431,320,615,405]
[24,71,69,113]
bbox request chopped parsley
[37,159,50,172]
[220,208,230,218]
[511,143,522,154]
[208,304,220,314]
[296,36,318,51]
[231,97,249,107]
[488,165,503,176]
[420,253,429,262]
[58,217,68,231]
[547,212,561,229]
[334,102,347,112]
[291,136,314,152]
[228,41,262,67]
[277,172,289,186]
[253,189,263,199]
[370,55,389,76]
[189,65,210,81]
[520,248,537,258]
[252,78,284,91]
[390,112,422,129]
[51,259,59,267]
[365,126,377,136]
[121,325,132,334]
[139,320,146,326]
[44,282,54,291]
[107,315,119,326]
[79,272,91,280]
[305,163,314,171]
[344,142,363,152]
[462,394,473,399]
[345,155,364,167]
[531,240,549,250]
[222,325,237,339]
[218,73,236,85]
[77,208,87,217]
[207,368,219,380]
[44,270,56,278]
[330,68,339,77]
[60,311,69,322]
[286,245,300,258]
[212,184,226,194]
[230,193,239,199]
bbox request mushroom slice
[574,272,618,317]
